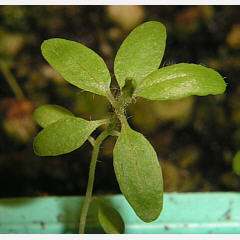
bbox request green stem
[79,128,112,234]
[106,89,132,127]
[79,90,129,233]
[87,136,96,147]
[106,90,126,123]
[0,62,25,100]
[110,130,120,137]
[106,90,118,109]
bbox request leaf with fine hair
[98,202,125,234]
[135,63,226,101]
[41,38,111,96]
[33,104,74,128]
[114,21,166,89]
[33,117,106,156]
[113,123,163,222]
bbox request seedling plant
[33,21,226,233]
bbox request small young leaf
[34,104,74,128]
[233,151,240,176]
[135,63,226,100]
[113,124,163,222]
[114,21,166,89]
[41,38,111,96]
[98,202,125,234]
[33,117,105,156]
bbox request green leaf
[113,123,163,222]
[135,63,226,101]
[33,104,74,128]
[114,21,166,89]
[98,202,125,234]
[233,151,240,176]
[41,38,111,96]
[33,117,105,156]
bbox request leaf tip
[41,39,50,52]
[233,151,240,176]
[137,199,163,223]
[97,202,125,234]
[41,38,60,55]
[33,136,43,157]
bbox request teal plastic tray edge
[0,192,239,234]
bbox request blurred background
[0,5,240,198]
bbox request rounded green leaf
[135,63,226,100]
[114,21,166,89]
[113,124,163,222]
[33,117,105,156]
[33,104,74,128]
[233,151,240,176]
[98,202,125,234]
[41,38,111,96]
